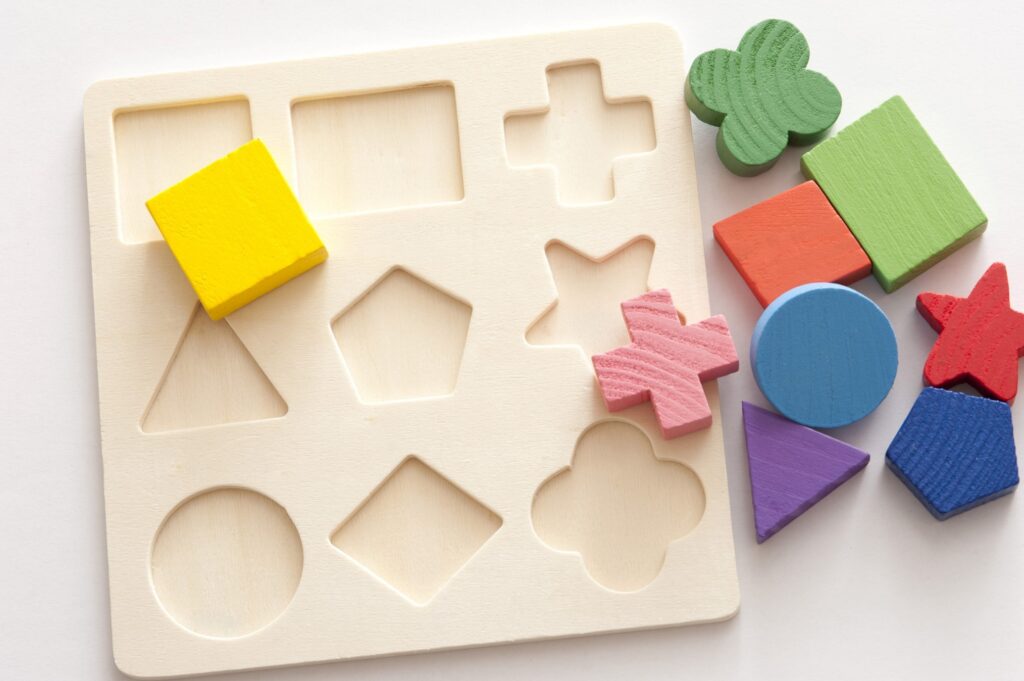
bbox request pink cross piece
[592,289,739,438]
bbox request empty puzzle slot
[331,456,502,605]
[150,487,303,638]
[142,303,287,433]
[527,236,655,357]
[531,420,705,592]
[332,268,472,403]
[292,83,465,217]
[504,62,656,204]
[114,98,253,244]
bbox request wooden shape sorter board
[83,25,738,678]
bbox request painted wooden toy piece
[713,181,871,306]
[743,402,868,543]
[146,139,328,320]
[592,289,739,438]
[751,283,897,429]
[917,263,1024,403]
[887,388,1018,519]
[802,96,986,292]
[685,19,841,176]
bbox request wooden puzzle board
[83,24,738,678]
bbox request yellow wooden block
[146,139,327,319]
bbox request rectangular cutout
[292,84,464,217]
[114,99,252,244]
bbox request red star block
[917,262,1024,402]
[592,289,739,438]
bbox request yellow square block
[146,139,327,319]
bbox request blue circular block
[751,283,898,428]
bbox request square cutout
[292,84,464,217]
[114,99,252,244]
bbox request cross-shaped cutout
[592,289,739,439]
[504,62,655,204]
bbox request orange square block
[713,181,871,306]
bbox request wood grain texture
[742,402,868,543]
[917,262,1024,403]
[83,25,740,678]
[330,457,502,605]
[592,289,739,439]
[114,99,252,244]
[292,84,464,217]
[505,62,655,203]
[886,387,1019,520]
[685,19,841,176]
[713,180,871,306]
[532,420,704,591]
[150,488,303,639]
[331,268,472,403]
[801,96,987,292]
[146,139,328,320]
[751,283,897,428]
[142,303,287,432]
[526,237,654,357]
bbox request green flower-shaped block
[685,19,842,176]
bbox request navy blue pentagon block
[887,387,1018,519]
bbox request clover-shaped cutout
[531,420,705,591]
[685,19,842,176]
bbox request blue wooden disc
[751,283,898,428]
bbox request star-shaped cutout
[917,262,1024,402]
[527,238,654,357]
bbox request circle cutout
[150,487,303,638]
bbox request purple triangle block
[743,402,869,543]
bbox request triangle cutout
[743,402,868,543]
[142,304,287,432]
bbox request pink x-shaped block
[592,289,739,438]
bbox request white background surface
[2,1,1022,679]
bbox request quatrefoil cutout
[531,420,705,591]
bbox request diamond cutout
[331,457,502,604]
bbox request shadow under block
[917,262,1024,403]
[751,283,897,428]
[146,139,327,320]
[801,96,986,292]
[713,181,871,306]
[887,388,1018,519]
[84,25,740,678]
[685,19,841,176]
[592,289,739,439]
[742,402,868,543]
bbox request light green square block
[801,96,986,292]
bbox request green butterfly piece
[685,19,842,176]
